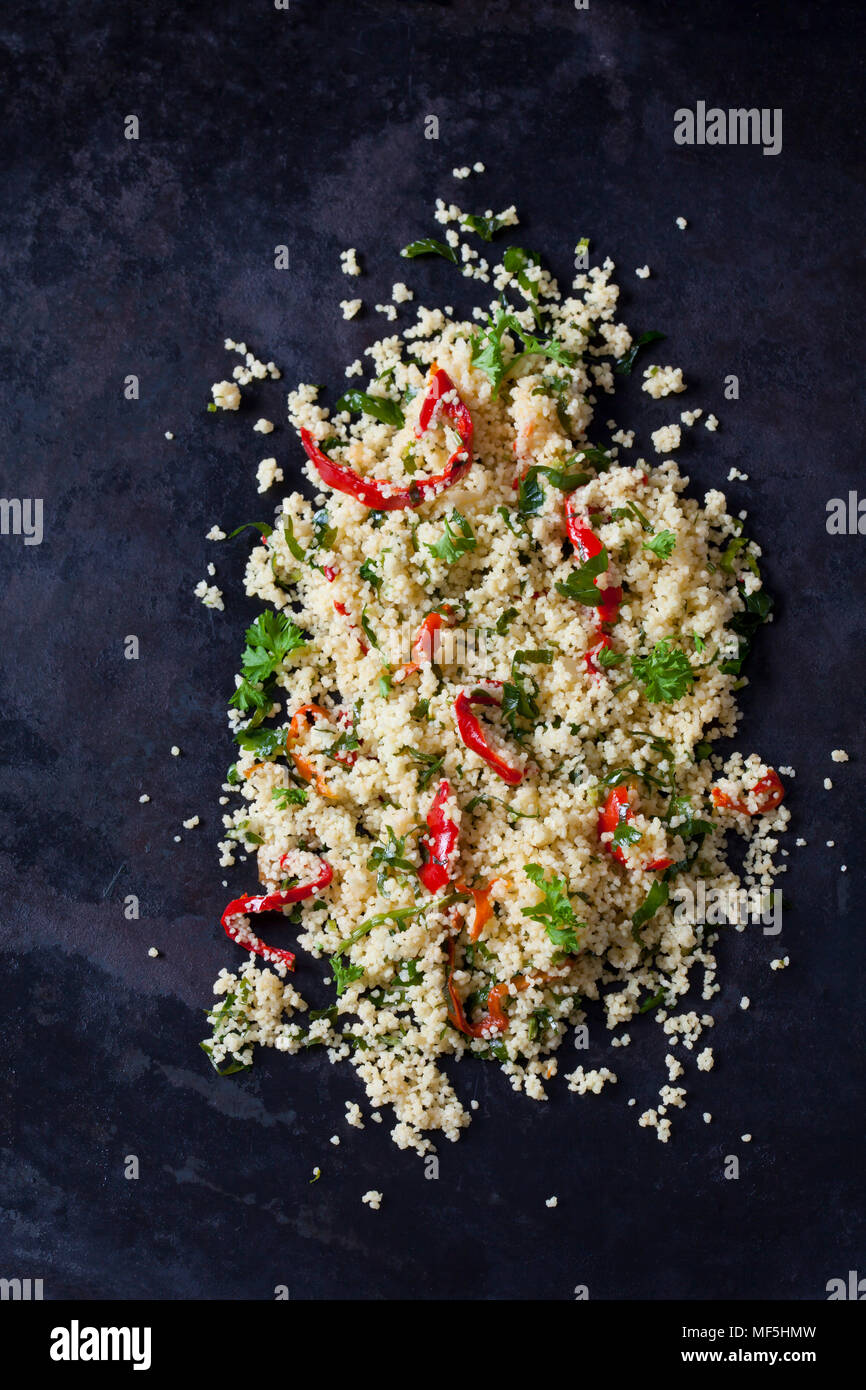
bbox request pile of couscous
[200,198,790,1154]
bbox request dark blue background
[1,0,863,1300]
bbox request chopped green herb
[400,237,458,263]
[632,879,669,940]
[642,529,677,560]
[359,557,381,591]
[427,509,477,564]
[614,330,666,376]
[555,547,609,606]
[272,786,308,809]
[335,389,405,429]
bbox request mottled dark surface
[1,0,864,1300]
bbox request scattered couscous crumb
[823,778,833,790]
[795,837,807,846]
[182,816,200,830]
[676,216,688,229]
[392,282,414,304]
[148,947,160,958]
[665,1053,683,1081]
[171,746,181,756]
[841,865,847,873]
[211,380,241,411]
[206,524,226,541]
[329,1135,340,1147]
[635,265,650,279]
[826,840,835,847]
[740,997,750,1011]
[545,1196,559,1208]
[194,579,224,611]
[345,1101,365,1129]
[256,457,284,493]
[703,1112,712,1123]
[362,1189,383,1209]
[253,418,274,435]
[642,365,685,399]
[741,1133,752,1143]
[680,408,703,427]
[830,749,849,762]
[340,298,362,320]
[727,467,749,482]
[770,957,790,970]
[650,423,682,453]
[470,1099,479,1111]
[139,794,150,804]
[165,431,174,440]
[705,413,719,431]
[696,1047,714,1072]
[340,248,361,276]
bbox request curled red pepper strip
[456,877,510,941]
[220,854,333,970]
[393,606,455,683]
[712,769,785,816]
[287,703,357,767]
[444,938,555,1038]
[299,368,472,512]
[454,686,523,786]
[418,779,460,893]
[565,495,623,667]
[598,785,673,872]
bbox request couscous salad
[199,194,789,1154]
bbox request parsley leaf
[400,238,458,264]
[597,646,627,668]
[632,879,669,940]
[330,953,365,996]
[461,211,513,241]
[555,547,609,606]
[272,786,308,809]
[614,330,666,376]
[399,745,445,790]
[632,640,694,703]
[642,529,677,560]
[719,585,773,676]
[522,864,584,954]
[495,607,519,635]
[359,558,381,591]
[426,509,477,564]
[612,821,643,849]
[335,389,405,429]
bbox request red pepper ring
[220,855,333,970]
[418,778,460,893]
[454,686,523,786]
[299,367,472,512]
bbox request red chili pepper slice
[564,495,623,663]
[418,779,460,893]
[599,785,673,872]
[393,606,455,683]
[598,784,634,867]
[712,769,785,816]
[456,877,510,941]
[454,686,523,786]
[220,854,333,970]
[299,368,473,512]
